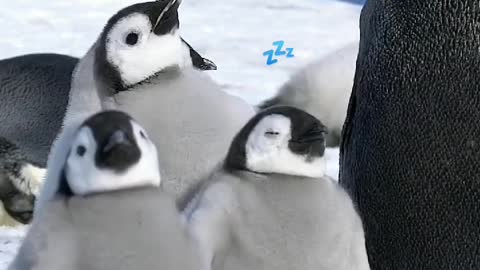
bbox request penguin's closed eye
[264,130,280,138]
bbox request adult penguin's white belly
[110,69,255,197]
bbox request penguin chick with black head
[182,106,370,270]
[10,110,205,270]
[59,0,255,201]
[94,0,215,95]
[58,110,160,196]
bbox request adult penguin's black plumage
[340,1,480,269]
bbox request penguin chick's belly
[220,176,369,270]
[15,188,203,270]
[66,188,202,270]
[112,75,254,198]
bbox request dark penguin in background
[0,54,78,167]
[340,0,480,269]
[0,137,45,224]
[0,137,39,225]
[0,2,216,168]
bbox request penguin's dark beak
[195,57,217,71]
[181,38,218,71]
[102,130,132,153]
[98,130,141,172]
[289,124,327,158]
[295,127,327,144]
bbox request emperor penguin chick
[182,106,370,270]
[79,0,256,199]
[9,110,205,270]
[258,43,359,147]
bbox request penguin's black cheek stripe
[56,169,74,197]
[94,43,125,95]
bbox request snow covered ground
[0,0,361,267]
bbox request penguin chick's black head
[102,0,180,39]
[82,111,141,172]
[58,110,161,197]
[94,0,216,94]
[225,106,327,174]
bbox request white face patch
[245,114,326,178]
[105,13,192,87]
[64,120,161,196]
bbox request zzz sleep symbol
[263,40,295,66]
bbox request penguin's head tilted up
[225,106,328,178]
[95,0,216,93]
[57,110,161,196]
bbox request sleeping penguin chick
[258,42,359,147]
[182,106,370,270]
[9,110,204,270]
[0,137,45,224]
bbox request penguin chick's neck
[224,159,326,180]
[96,30,192,94]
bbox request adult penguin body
[258,43,359,147]
[10,110,204,270]
[182,106,370,270]
[340,0,480,269]
[0,54,78,166]
[53,0,255,201]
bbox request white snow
[0,0,361,268]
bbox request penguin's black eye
[140,131,146,139]
[125,32,139,46]
[76,145,86,157]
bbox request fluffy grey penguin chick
[182,106,370,270]
[0,137,45,224]
[258,42,359,147]
[72,0,255,199]
[10,110,204,270]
